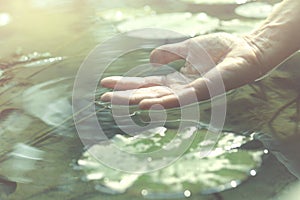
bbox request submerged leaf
[0,109,33,136]
[77,127,264,197]
[0,108,47,156]
[22,78,73,127]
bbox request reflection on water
[0,51,64,69]
[96,6,156,22]
[0,13,10,27]
[77,129,264,197]
[0,0,298,199]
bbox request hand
[100,32,265,109]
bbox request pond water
[1,0,300,199]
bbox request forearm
[246,0,300,73]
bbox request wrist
[244,0,300,72]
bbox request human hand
[100,32,265,109]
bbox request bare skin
[101,0,300,109]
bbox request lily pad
[235,2,273,19]
[179,0,250,5]
[77,127,264,197]
[97,6,155,22]
[117,12,219,39]
[220,19,263,34]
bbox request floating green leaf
[78,127,264,198]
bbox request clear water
[1,0,299,199]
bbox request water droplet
[141,189,148,196]
[147,157,153,162]
[230,180,238,188]
[250,169,257,176]
[184,190,191,197]
[263,149,269,154]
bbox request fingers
[139,95,180,109]
[100,39,193,91]
[150,41,188,65]
[100,76,165,90]
[139,87,198,109]
[101,86,198,110]
[100,86,174,105]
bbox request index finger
[100,75,165,90]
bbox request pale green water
[1,0,299,199]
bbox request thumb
[150,40,188,65]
